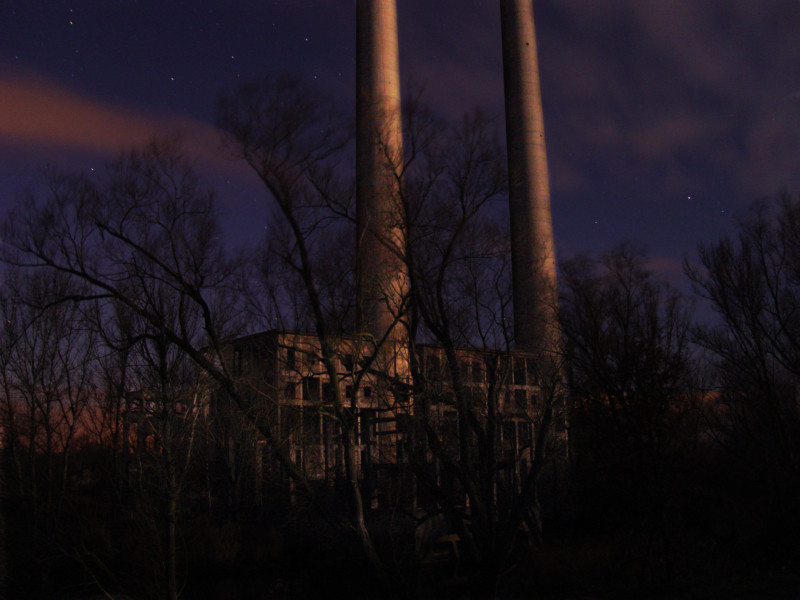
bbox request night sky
[2,0,800,290]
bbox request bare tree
[686,196,800,538]
[562,243,696,457]
[126,330,208,600]
[0,267,96,592]
[0,138,272,595]
[83,300,138,484]
[217,75,572,596]
[397,103,568,597]
[561,242,698,584]
[0,136,251,414]
[218,74,395,578]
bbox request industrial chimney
[355,0,409,353]
[500,0,560,359]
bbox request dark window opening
[460,361,470,382]
[303,377,320,403]
[286,347,296,371]
[502,420,517,448]
[471,360,483,384]
[513,358,526,386]
[322,381,335,403]
[514,389,527,411]
[441,411,459,459]
[426,354,441,379]
[360,409,376,445]
[519,421,532,449]
[303,410,322,445]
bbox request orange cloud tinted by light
[0,72,222,162]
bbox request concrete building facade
[223,331,541,508]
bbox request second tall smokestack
[500,0,560,358]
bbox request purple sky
[2,0,800,289]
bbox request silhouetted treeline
[1,93,800,598]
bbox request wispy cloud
[0,71,227,167]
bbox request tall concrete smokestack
[355,0,408,349]
[500,0,560,358]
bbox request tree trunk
[343,426,385,580]
[166,493,178,600]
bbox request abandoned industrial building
[207,330,548,509]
